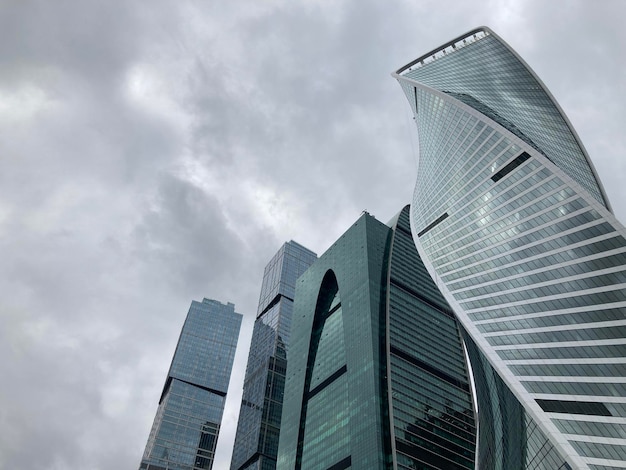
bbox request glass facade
[140,299,242,470]
[230,241,317,470]
[277,208,477,469]
[398,28,609,211]
[388,206,476,470]
[395,27,626,470]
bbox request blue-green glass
[277,215,392,470]
[140,299,242,470]
[231,242,317,470]
[278,207,477,470]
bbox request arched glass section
[296,270,350,470]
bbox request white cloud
[0,83,54,123]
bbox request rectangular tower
[277,208,476,469]
[230,241,317,470]
[140,298,242,470]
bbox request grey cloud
[1,1,625,469]
[0,1,149,85]
[132,174,271,298]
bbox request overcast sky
[1,1,625,469]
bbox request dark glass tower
[140,298,242,470]
[394,27,626,470]
[231,241,317,470]
[277,207,476,469]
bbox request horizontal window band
[491,151,532,182]
[257,293,294,319]
[390,279,455,318]
[395,223,413,238]
[536,399,612,416]
[390,345,470,392]
[395,437,475,468]
[418,212,449,237]
[307,364,347,400]
[326,456,351,470]
[160,376,226,403]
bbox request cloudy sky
[1,0,625,468]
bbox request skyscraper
[231,241,317,470]
[394,27,626,469]
[277,207,476,469]
[140,298,242,470]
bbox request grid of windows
[231,242,316,470]
[395,26,626,470]
[140,299,242,470]
[257,241,318,316]
[276,208,479,470]
[402,29,608,209]
[278,215,395,469]
[388,207,476,470]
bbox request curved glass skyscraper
[394,27,626,470]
